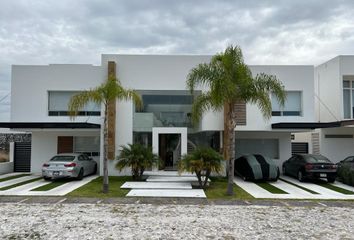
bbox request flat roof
[0,122,100,129]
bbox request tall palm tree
[187,45,286,195]
[68,75,142,193]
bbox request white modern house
[0,54,318,176]
[311,56,354,162]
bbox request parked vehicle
[337,156,354,186]
[234,154,280,181]
[42,153,97,180]
[282,154,337,183]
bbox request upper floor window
[343,76,354,119]
[271,91,302,116]
[48,91,101,116]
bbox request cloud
[0,0,354,120]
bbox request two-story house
[0,54,315,175]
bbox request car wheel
[327,176,336,183]
[297,170,304,182]
[43,177,51,181]
[77,168,84,180]
[282,166,286,176]
[242,175,247,181]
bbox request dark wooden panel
[57,136,73,154]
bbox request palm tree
[179,147,223,189]
[68,75,142,193]
[187,45,286,195]
[116,143,160,180]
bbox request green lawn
[0,177,42,191]
[30,180,68,191]
[205,177,254,200]
[256,182,288,194]
[318,182,354,195]
[0,174,30,183]
[66,176,132,198]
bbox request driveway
[234,175,354,199]
[0,173,98,196]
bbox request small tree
[116,144,159,180]
[187,45,286,195]
[179,147,223,189]
[68,76,142,193]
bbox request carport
[0,122,101,174]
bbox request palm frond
[68,90,104,119]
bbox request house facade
[312,56,354,162]
[1,54,316,175]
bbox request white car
[42,153,97,180]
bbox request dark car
[337,156,354,184]
[234,154,280,181]
[282,154,337,182]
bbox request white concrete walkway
[121,182,192,189]
[125,171,207,198]
[234,175,354,200]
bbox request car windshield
[305,155,331,163]
[50,156,75,162]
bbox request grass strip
[67,176,132,198]
[280,178,319,194]
[206,177,254,200]
[318,183,354,195]
[256,182,288,194]
[0,177,42,191]
[31,181,68,191]
[0,174,31,183]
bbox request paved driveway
[0,173,98,196]
[234,175,354,199]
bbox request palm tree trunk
[102,104,109,193]
[225,103,236,196]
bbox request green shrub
[338,165,354,186]
[179,147,223,189]
[116,144,160,180]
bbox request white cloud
[0,0,354,121]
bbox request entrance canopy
[0,122,100,129]
[272,120,354,130]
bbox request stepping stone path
[124,172,207,198]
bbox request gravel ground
[0,203,353,240]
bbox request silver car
[42,153,97,180]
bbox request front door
[158,134,181,170]
[152,127,188,171]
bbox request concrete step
[126,189,206,198]
[121,182,192,189]
[146,176,210,182]
[143,171,195,177]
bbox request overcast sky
[1,0,354,121]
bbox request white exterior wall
[318,127,354,163]
[102,55,314,132]
[30,130,100,174]
[11,64,104,124]
[315,57,341,122]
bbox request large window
[134,90,196,131]
[48,91,101,116]
[343,77,354,119]
[272,91,302,116]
